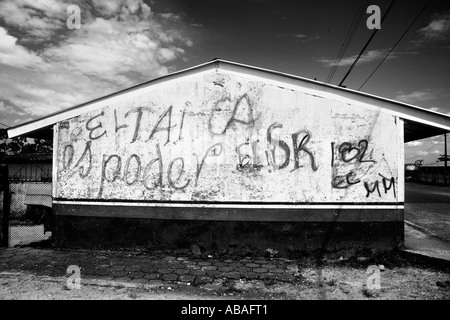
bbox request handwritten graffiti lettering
[364,174,395,198]
[266,124,319,172]
[364,180,381,197]
[332,171,361,189]
[86,111,107,140]
[59,92,399,202]
[142,144,163,190]
[267,123,290,170]
[379,173,396,198]
[178,103,188,141]
[74,141,92,178]
[168,157,191,190]
[124,154,141,186]
[195,143,223,186]
[235,140,263,172]
[62,142,92,178]
[346,171,361,185]
[149,106,176,145]
[114,109,128,133]
[331,140,375,190]
[291,130,318,172]
[85,104,188,145]
[63,144,74,170]
[236,140,251,167]
[94,142,224,197]
[338,139,375,163]
[98,154,122,198]
[209,94,256,135]
[338,143,360,162]
[126,107,147,143]
[357,140,375,163]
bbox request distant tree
[0,128,52,155]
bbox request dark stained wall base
[53,204,404,256]
[53,202,404,222]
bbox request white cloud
[0,0,67,41]
[291,34,320,42]
[0,27,47,68]
[316,49,395,67]
[395,90,437,104]
[92,0,127,16]
[0,0,193,125]
[0,100,27,118]
[92,0,152,19]
[41,14,190,86]
[406,141,423,147]
[159,12,183,22]
[417,12,450,42]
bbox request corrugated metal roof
[7,59,450,142]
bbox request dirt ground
[8,225,51,247]
[1,251,449,300]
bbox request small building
[0,153,52,220]
[7,59,450,254]
[0,153,52,182]
[412,163,449,185]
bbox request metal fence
[406,166,449,186]
[8,181,52,247]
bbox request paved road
[406,182,450,204]
[405,182,450,240]
[404,182,450,260]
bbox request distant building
[0,153,52,206]
[0,153,52,182]
[408,162,449,185]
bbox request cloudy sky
[0,0,449,165]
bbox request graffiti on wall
[56,75,399,203]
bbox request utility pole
[445,133,448,186]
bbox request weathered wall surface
[55,71,401,204]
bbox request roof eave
[7,59,450,141]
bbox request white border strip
[53,200,403,210]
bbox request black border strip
[53,198,404,206]
[53,203,404,222]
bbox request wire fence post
[1,165,10,247]
[445,133,448,186]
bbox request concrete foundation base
[54,215,404,256]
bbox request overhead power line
[358,0,432,90]
[405,136,445,161]
[338,0,398,87]
[423,137,445,153]
[0,122,10,128]
[326,0,369,84]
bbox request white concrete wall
[55,70,402,204]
